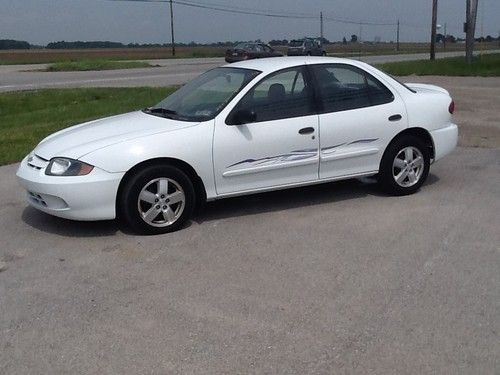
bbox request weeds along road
[1,50,499,92]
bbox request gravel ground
[0,75,499,374]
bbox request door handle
[299,127,315,135]
[388,114,402,122]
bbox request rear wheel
[119,165,195,234]
[379,136,430,195]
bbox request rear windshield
[234,43,253,50]
[289,40,304,47]
[388,74,417,93]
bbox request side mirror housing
[227,109,257,125]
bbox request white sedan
[17,57,458,234]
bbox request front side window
[227,66,314,124]
[289,40,304,47]
[311,64,394,113]
[148,67,260,122]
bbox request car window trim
[225,65,318,126]
[309,63,395,114]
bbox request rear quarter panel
[403,91,453,132]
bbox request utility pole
[320,12,324,40]
[396,19,400,52]
[430,0,438,60]
[443,22,447,49]
[465,0,479,64]
[169,0,176,57]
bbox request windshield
[148,67,261,122]
[289,40,304,47]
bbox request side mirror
[228,109,256,125]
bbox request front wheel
[118,165,195,234]
[378,136,430,196]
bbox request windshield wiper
[143,107,178,118]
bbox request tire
[118,164,195,235]
[378,135,430,196]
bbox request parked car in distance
[287,38,326,56]
[225,42,283,63]
[17,57,458,234]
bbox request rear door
[310,63,407,179]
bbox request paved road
[1,147,498,374]
[1,50,499,92]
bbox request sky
[1,0,499,45]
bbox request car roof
[224,56,364,75]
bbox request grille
[28,192,48,207]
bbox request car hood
[34,111,198,160]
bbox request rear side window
[227,66,314,124]
[311,64,394,113]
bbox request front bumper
[16,155,124,221]
[430,123,458,162]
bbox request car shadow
[20,174,439,237]
[21,207,120,238]
[195,174,440,224]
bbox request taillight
[448,100,455,114]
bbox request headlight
[45,158,94,176]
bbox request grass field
[0,46,227,65]
[43,59,156,71]
[1,42,498,65]
[0,87,175,165]
[377,53,500,76]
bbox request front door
[213,66,319,195]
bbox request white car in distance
[17,57,458,234]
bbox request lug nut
[155,198,159,202]
[160,195,165,199]
[156,205,160,209]
[163,205,167,209]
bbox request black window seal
[308,63,395,115]
[225,65,318,125]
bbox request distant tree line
[46,41,125,49]
[1,36,499,50]
[0,39,31,49]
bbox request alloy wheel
[137,177,185,227]
[392,146,425,188]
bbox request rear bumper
[430,123,458,162]
[16,155,124,221]
[287,50,305,56]
[225,56,243,63]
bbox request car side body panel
[79,120,218,200]
[16,57,458,223]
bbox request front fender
[79,120,217,199]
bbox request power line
[108,0,398,25]
[323,15,396,26]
